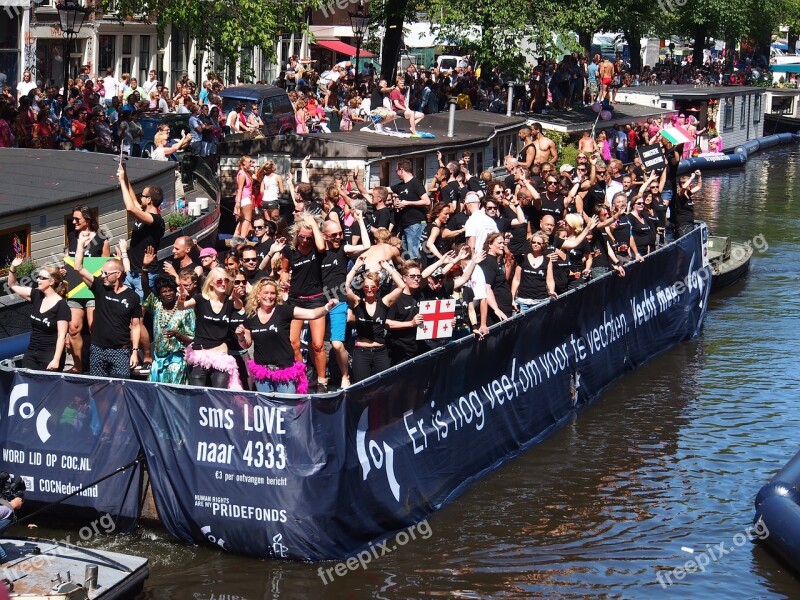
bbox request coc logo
[7,383,52,443]
[356,407,401,502]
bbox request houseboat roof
[624,85,767,99]
[0,149,174,218]
[530,103,677,133]
[219,111,528,160]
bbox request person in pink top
[234,156,255,239]
[389,76,424,136]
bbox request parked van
[218,85,295,136]
[436,55,468,71]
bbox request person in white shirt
[102,68,118,106]
[464,191,498,253]
[16,70,36,100]
[142,70,159,96]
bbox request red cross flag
[416,298,457,340]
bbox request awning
[772,64,800,73]
[0,0,30,6]
[314,40,375,58]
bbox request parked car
[218,85,295,136]
[138,113,192,158]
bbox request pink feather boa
[184,345,243,390]
[247,360,308,395]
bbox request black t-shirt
[26,289,71,362]
[589,232,611,269]
[391,178,428,228]
[353,300,388,345]
[629,213,652,251]
[386,291,421,354]
[610,215,632,251]
[491,214,512,233]
[445,212,468,248]
[504,174,517,192]
[370,206,392,231]
[320,246,348,301]
[245,304,295,368]
[421,278,455,301]
[539,194,565,221]
[67,230,105,258]
[283,246,324,299]
[566,240,589,271]
[478,256,513,315]
[226,309,247,355]
[517,255,552,300]
[441,181,461,206]
[169,258,201,277]
[191,294,237,349]
[548,242,571,294]
[130,214,165,273]
[672,191,695,228]
[256,238,274,263]
[245,268,269,286]
[585,183,607,218]
[90,278,141,348]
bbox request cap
[464,191,480,204]
[198,247,218,258]
[431,267,444,278]
[559,164,574,174]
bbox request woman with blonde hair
[280,214,330,391]
[235,279,336,394]
[233,155,255,239]
[295,99,308,134]
[179,267,245,389]
[8,257,70,371]
[562,213,594,290]
[255,159,284,204]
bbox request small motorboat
[707,235,753,293]
[0,537,148,599]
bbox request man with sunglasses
[241,247,267,288]
[74,232,142,378]
[320,215,371,388]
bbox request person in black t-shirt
[164,235,203,282]
[179,267,245,390]
[477,233,514,328]
[672,170,702,238]
[8,259,70,371]
[118,163,164,375]
[385,261,427,365]
[74,232,142,378]
[236,279,337,394]
[391,159,431,260]
[281,215,330,392]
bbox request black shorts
[289,294,327,309]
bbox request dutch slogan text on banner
[638,143,666,172]
[417,299,456,340]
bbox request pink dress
[295,110,308,134]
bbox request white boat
[0,537,148,599]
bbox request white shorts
[240,197,252,208]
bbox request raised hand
[142,245,156,267]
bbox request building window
[723,98,734,131]
[740,96,747,129]
[754,95,762,123]
[240,45,254,82]
[170,27,190,90]
[139,35,151,83]
[98,35,116,73]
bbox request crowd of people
[0,46,770,152]
[9,122,702,394]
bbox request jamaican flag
[62,256,112,299]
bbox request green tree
[102,0,310,76]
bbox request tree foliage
[102,0,311,69]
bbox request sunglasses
[531,241,543,246]
[72,217,83,222]
[596,171,607,175]
[101,270,120,277]
[363,285,378,291]
[213,278,229,285]
[37,274,52,281]
[298,235,313,241]
[233,280,247,285]
[486,206,498,210]
[547,181,558,185]
[242,257,258,262]
[405,274,422,279]
[634,202,644,206]
[254,225,266,230]
[326,232,343,239]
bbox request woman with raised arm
[511,231,557,311]
[236,279,337,394]
[346,258,405,382]
[7,256,70,371]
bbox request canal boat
[707,235,753,293]
[0,536,148,599]
[0,225,712,562]
[755,448,800,577]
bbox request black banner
[0,371,143,530]
[0,227,710,560]
[638,143,667,172]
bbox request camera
[0,472,26,501]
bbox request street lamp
[57,0,89,99]
[349,1,369,87]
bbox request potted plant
[166,212,194,231]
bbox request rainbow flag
[659,126,692,145]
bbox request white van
[436,55,466,71]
